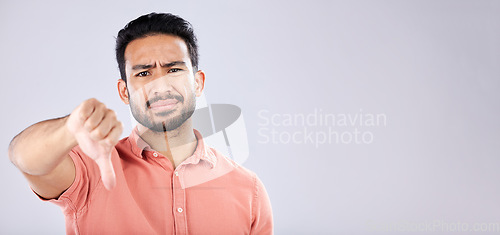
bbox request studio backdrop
[1,0,499,234]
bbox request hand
[66,98,123,190]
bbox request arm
[8,98,123,199]
[250,175,274,235]
[9,116,77,199]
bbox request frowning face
[118,34,204,132]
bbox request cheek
[174,80,194,97]
[128,87,149,104]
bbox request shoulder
[115,136,133,151]
[70,136,136,165]
[113,136,142,159]
[208,146,258,184]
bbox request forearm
[9,116,77,176]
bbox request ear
[117,79,130,104]
[194,70,206,97]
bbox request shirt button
[153,152,158,157]
[174,172,179,176]
[177,207,183,213]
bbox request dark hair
[115,12,199,81]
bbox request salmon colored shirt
[41,128,273,234]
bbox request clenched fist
[66,98,123,190]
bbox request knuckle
[85,119,97,129]
[78,102,89,112]
[91,129,105,139]
[78,110,87,120]
[86,98,97,105]
[96,103,106,111]
[115,121,124,131]
[81,99,98,114]
[107,109,116,118]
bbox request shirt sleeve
[37,146,103,214]
[250,174,274,235]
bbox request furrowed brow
[131,61,186,70]
[161,61,186,68]
[132,64,155,70]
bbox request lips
[149,99,179,111]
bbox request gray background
[1,0,499,234]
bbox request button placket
[149,151,174,173]
[172,166,187,234]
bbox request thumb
[95,155,116,190]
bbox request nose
[148,67,174,95]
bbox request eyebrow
[131,61,186,70]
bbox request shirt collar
[128,127,217,168]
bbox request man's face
[118,34,204,132]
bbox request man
[8,13,273,234]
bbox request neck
[137,120,198,168]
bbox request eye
[135,71,150,77]
[169,68,182,73]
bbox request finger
[78,98,98,122]
[84,102,106,131]
[99,121,123,147]
[95,156,116,190]
[89,110,116,141]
